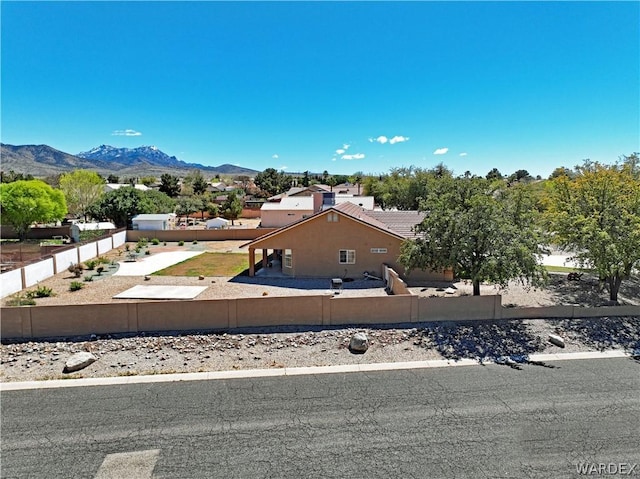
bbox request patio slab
[113,285,208,300]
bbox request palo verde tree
[399,175,547,295]
[545,156,640,302]
[0,180,67,240]
[59,169,105,221]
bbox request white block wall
[24,258,55,287]
[78,242,98,263]
[0,269,23,298]
[98,237,113,255]
[55,248,79,273]
[112,230,126,248]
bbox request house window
[370,248,387,254]
[327,212,339,222]
[284,249,292,268]
[339,249,356,264]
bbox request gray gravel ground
[1,316,638,382]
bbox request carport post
[249,248,255,277]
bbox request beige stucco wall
[252,213,448,280]
[260,209,314,228]
[2,297,639,340]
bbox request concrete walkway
[113,251,204,276]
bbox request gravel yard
[1,241,638,382]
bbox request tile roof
[333,203,424,238]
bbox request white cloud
[272,154,279,159]
[112,129,142,136]
[389,135,409,144]
[336,149,345,155]
[369,135,388,144]
[343,144,350,150]
[279,165,288,170]
[342,153,365,160]
[433,147,449,155]
[459,152,468,157]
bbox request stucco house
[260,196,316,228]
[247,202,452,282]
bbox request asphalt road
[2,358,639,479]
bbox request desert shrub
[137,237,149,248]
[68,263,84,278]
[125,244,131,252]
[84,275,93,282]
[192,240,198,244]
[151,238,160,245]
[69,281,84,292]
[6,293,36,306]
[84,259,98,270]
[97,256,111,264]
[178,240,185,246]
[144,249,151,255]
[96,266,105,275]
[32,285,54,298]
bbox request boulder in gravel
[349,332,369,353]
[63,352,97,373]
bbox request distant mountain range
[0,143,259,178]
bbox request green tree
[207,201,220,218]
[0,180,67,239]
[254,168,292,197]
[546,158,640,302]
[486,168,503,181]
[140,176,156,187]
[302,171,310,187]
[0,170,35,183]
[143,189,175,214]
[399,176,547,295]
[175,196,200,224]
[183,170,208,195]
[221,191,243,225]
[87,187,153,228]
[59,169,105,220]
[106,174,119,183]
[159,174,181,197]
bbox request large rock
[63,352,97,373]
[349,332,369,353]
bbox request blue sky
[2,1,638,178]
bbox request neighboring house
[246,202,452,282]
[260,196,315,228]
[206,217,229,229]
[131,213,176,231]
[104,183,150,192]
[334,195,375,210]
[261,192,376,228]
[207,182,227,193]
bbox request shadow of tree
[555,316,640,352]
[229,275,386,291]
[546,274,640,306]
[410,320,546,367]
